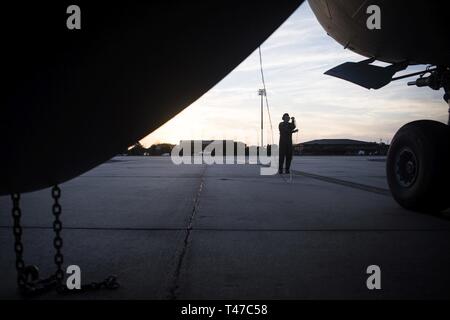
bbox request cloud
[140,3,447,147]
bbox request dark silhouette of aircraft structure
[1,0,449,297]
[0,1,448,212]
[1,1,304,196]
[308,0,449,212]
[0,1,305,295]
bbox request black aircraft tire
[386,120,450,213]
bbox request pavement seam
[167,165,206,300]
[1,226,449,232]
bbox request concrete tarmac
[1,156,449,299]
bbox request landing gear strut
[446,92,450,125]
[387,66,450,213]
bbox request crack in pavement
[167,166,206,299]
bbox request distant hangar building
[294,139,389,156]
[179,140,247,156]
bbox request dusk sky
[140,2,446,147]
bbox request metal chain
[51,186,65,290]
[49,185,120,294]
[11,193,27,293]
[56,275,119,295]
[11,191,59,296]
[10,186,119,297]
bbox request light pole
[258,89,266,148]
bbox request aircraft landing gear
[387,120,449,212]
[386,67,450,213]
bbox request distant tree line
[123,142,175,156]
[123,140,389,157]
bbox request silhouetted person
[279,113,297,174]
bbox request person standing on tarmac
[278,113,297,174]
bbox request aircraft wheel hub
[395,147,418,188]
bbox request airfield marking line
[291,170,391,196]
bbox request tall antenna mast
[258,88,266,147]
[257,46,274,147]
